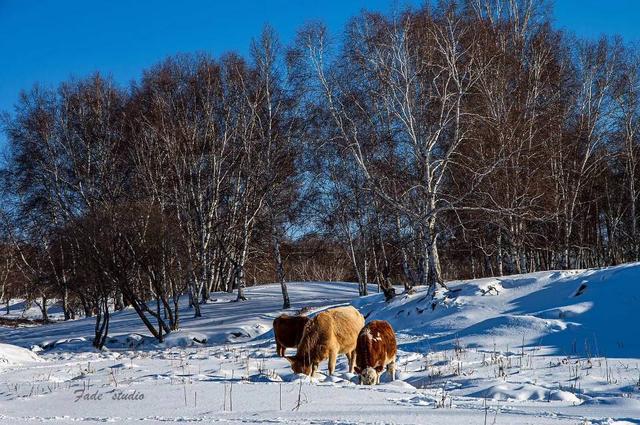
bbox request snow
[0,343,42,368]
[361,264,640,357]
[469,382,581,402]
[0,265,639,424]
[1,298,66,322]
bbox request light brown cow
[286,305,365,376]
[354,320,397,385]
[273,314,310,357]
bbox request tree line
[1,0,639,347]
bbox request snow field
[0,265,639,423]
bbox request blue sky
[1,1,639,148]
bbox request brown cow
[286,305,365,376]
[273,314,310,357]
[354,320,397,385]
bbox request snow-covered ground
[1,299,66,322]
[1,265,639,424]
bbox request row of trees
[2,1,639,347]
[296,0,640,289]
[0,28,306,346]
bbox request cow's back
[325,306,365,354]
[356,320,397,370]
[274,315,309,348]
[295,311,334,362]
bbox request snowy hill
[0,265,639,424]
[356,263,639,358]
[1,281,369,352]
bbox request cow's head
[359,367,378,385]
[286,356,312,375]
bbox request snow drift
[0,343,42,368]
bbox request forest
[1,0,639,348]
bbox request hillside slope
[1,281,370,351]
[2,263,638,357]
[355,263,639,358]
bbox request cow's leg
[376,371,380,385]
[276,342,283,357]
[387,360,397,381]
[311,363,318,377]
[328,350,337,376]
[345,352,352,372]
[348,350,356,373]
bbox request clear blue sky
[1,0,639,148]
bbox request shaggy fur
[286,306,365,376]
[273,314,310,357]
[355,320,397,385]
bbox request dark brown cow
[273,314,309,357]
[354,320,397,385]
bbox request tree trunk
[93,297,110,350]
[79,293,93,317]
[563,218,571,269]
[171,278,180,330]
[1,283,6,315]
[362,256,368,296]
[189,276,202,318]
[114,289,124,311]
[426,217,444,290]
[630,165,638,260]
[62,286,71,321]
[471,256,476,279]
[273,232,290,309]
[156,296,164,343]
[40,295,49,322]
[346,229,364,294]
[427,236,443,289]
[400,248,414,289]
[235,264,247,301]
[497,231,504,276]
